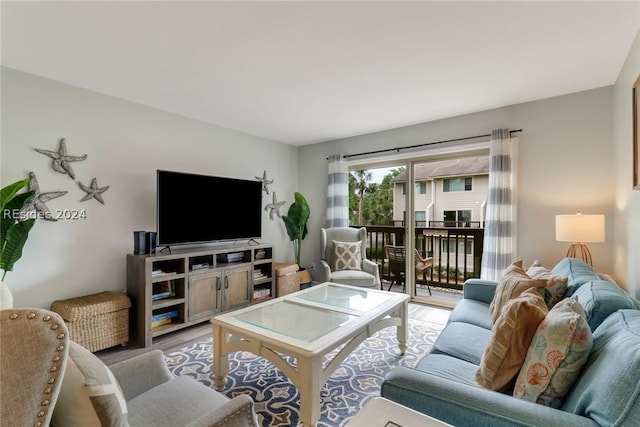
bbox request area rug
[164,319,443,427]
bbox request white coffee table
[211,282,410,427]
[346,397,453,426]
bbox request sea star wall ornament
[255,170,273,194]
[34,138,87,180]
[20,171,68,222]
[264,192,286,220]
[79,178,109,204]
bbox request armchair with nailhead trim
[1,308,259,427]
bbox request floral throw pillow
[332,240,362,271]
[513,297,593,408]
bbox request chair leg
[421,272,432,296]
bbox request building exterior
[392,156,489,227]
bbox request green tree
[348,173,359,224]
[351,170,372,225]
[349,167,404,226]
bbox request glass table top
[231,300,356,342]
[294,283,391,313]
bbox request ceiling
[2,1,639,146]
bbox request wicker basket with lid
[50,291,131,352]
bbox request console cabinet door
[223,266,252,311]
[188,271,222,321]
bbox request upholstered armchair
[320,226,381,288]
[1,308,259,427]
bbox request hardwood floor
[97,301,452,366]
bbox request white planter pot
[0,280,13,309]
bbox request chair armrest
[186,395,259,427]
[108,350,174,400]
[320,259,332,282]
[381,367,598,427]
[362,259,381,287]
[462,279,498,304]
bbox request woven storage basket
[276,263,300,297]
[50,291,131,352]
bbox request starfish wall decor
[255,170,273,194]
[264,192,286,220]
[20,172,68,222]
[34,138,87,180]
[79,178,110,204]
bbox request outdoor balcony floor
[382,279,463,307]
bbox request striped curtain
[325,154,349,227]
[481,128,516,280]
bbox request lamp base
[566,243,593,266]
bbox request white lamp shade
[555,214,605,243]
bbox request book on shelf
[151,310,178,323]
[152,280,174,300]
[252,288,271,301]
[151,317,172,328]
[152,270,175,277]
[218,252,244,263]
[253,270,268,280]
[255,249,266,259]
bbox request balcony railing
[359,224,485,291]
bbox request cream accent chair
[320,226,381,288]
[1,308,259,427]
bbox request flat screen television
[156,170,262,247]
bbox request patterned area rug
[165,319,443,427]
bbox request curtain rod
[332,129,523,160]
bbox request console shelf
[127,242,274,347]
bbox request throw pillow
[526,260,569,309]
[65,341,128,426]
[332,240,362,271]
[489,260,547,323]
[513,297,593,408]
[475,287,549,391]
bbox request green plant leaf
[0,191,35,247]
[0,218,35,277]
[0,178,29,211]
[281,192,310,265]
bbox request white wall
[299,87,619,287]
[613,30,640,299]
[1,67,299,308]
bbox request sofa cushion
[56,341,128,427]
[490,260,546,323]
[416,353,479,386]
[476,288,548,391]
[432,321,490,365]
[513,298,592,408]
[332,240,362,271]
[561,310,640,425]
[447,299,493,330]
[551,258,600,296]
[571,279,638,331]
[127,376,229,426]
[526,260,568,309]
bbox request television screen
[157,170,262,247]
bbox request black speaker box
[133,231,146,254]
[146,232,157,254]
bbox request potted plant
[282,192,310,281]
[1,178,36,308]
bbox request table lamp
[555,212,605,266]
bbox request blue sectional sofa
[381,258,640,426]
